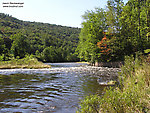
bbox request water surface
[0,63,120,113]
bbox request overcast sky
[0,0,128,28]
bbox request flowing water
[0,63,120,113]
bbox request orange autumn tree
[97,32,111,62]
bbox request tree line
[0,13,81,62]
[76,0,150,63]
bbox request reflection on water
[0,63,119,113]
[81,77,106,95]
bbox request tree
[76,8,106,63]
[97,32,112,62]
[119,0,150,53]
[106,0,124,34]
[11,33,30,58]
[107,0,150,61]
[42,46,58,62]
[105,0,124,61]
[43,34,52,47]
[0,37,5,55]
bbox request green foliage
[106,0,124,33]
[76,8,106,63]
[144,49,150,54]
[107,0,149,61]
[119,0,150,52]
[77,95,100,113]
[11,33,30,58]
[0,13,80,62]
[0,37,5,54]
[99,55,150,113]
[42,46,58,62]
[78,55,150,113]
[76,0,149,62]
[0,54,4,61]
[0,55,51,69]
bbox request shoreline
[0,64,51,69]
[0,57,51,69]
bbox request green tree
[11,33,30,58]
[107,0,150,61]
[0,37,5,55]
[119,0,150,52]
[43,34,52,47]
[42,46,58,62]
[106,0,124,34]
[76,8,106,63]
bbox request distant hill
[0,13,81,62]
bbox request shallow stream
[0,63,120,113]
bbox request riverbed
[0,63,120,113]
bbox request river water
[0,63,120,113]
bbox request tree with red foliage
[97,32,111,62]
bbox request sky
[0,0,128,28]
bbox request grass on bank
[76,61,90,64]
[77,54,150,113]
[0,55,51,69]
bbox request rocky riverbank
[89,61,124,68]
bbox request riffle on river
[0,63,120,113]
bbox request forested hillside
[0,13,81,62]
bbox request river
[0,63,120,113]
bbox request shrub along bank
[0,55,51,69]
[77,54,150,113]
